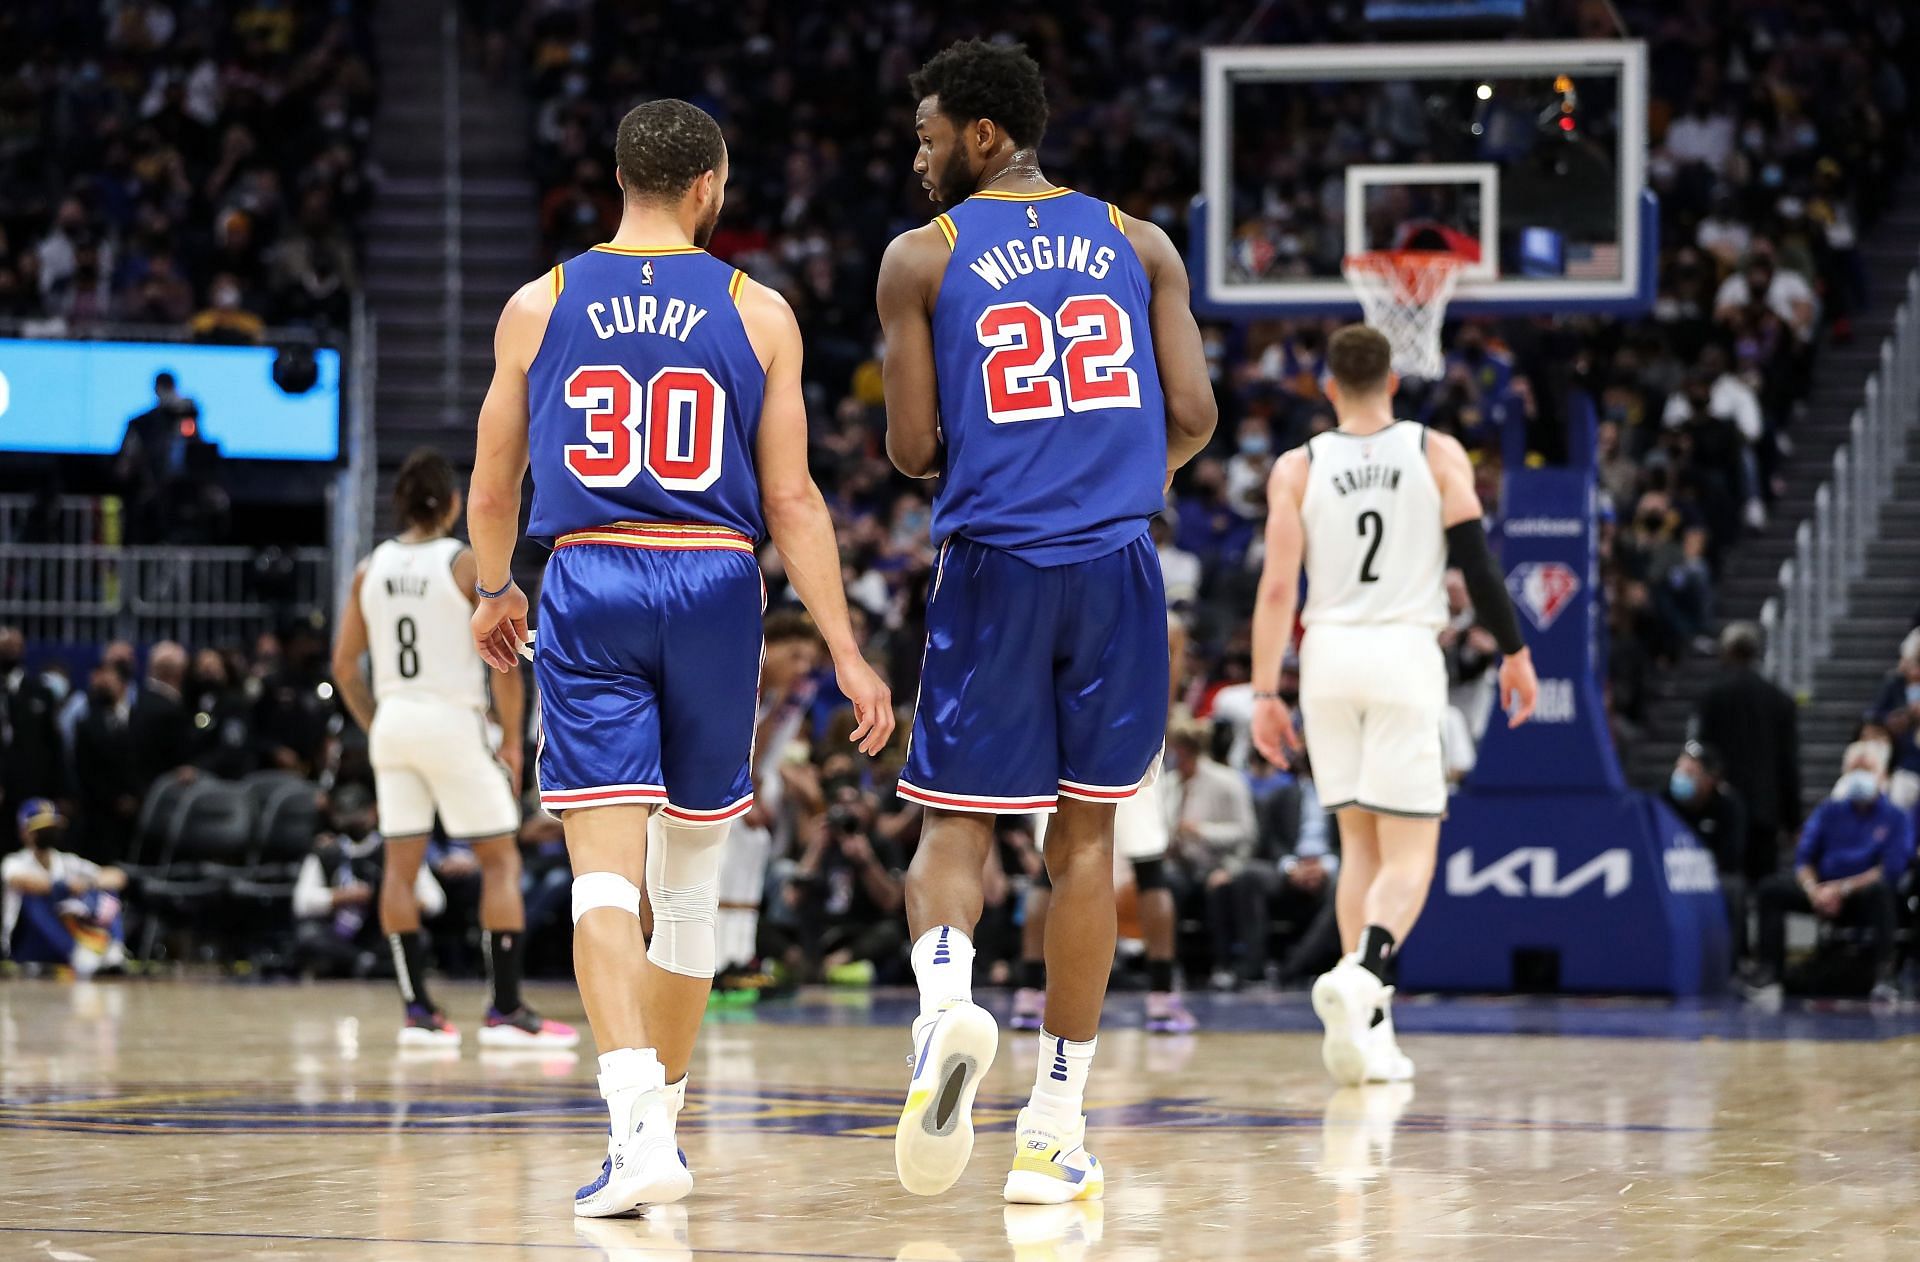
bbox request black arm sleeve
[1446,519,1527,655]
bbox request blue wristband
[476,576,514,600]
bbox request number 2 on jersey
[1356,510,1384,584]
[562,365,725,492]
[976,294,1139,424]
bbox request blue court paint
[746,987,1920,1043]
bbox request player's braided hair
[615,99,726,203]
[910,39,1048,150]
[393,448,457,532]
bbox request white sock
[597,1047,665,1140]
[1029,1029,1096,1125]
[910,926,974,1019]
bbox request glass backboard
[1198,41,1651,317]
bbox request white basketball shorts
[1298,623,1448,819]
[369,695,521,840]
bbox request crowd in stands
[5,3,1919,996]
[0,1,377,341]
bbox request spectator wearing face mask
[1175,458,1255,570]
[1663,740,1749,963]
[291,785,444,979]
[1745,742,1913,1004]
[1693,622,1801,882]
[1,627,68,823]
[190,271,266,344]
[1224,417,1275,521]
[71,663,140,865]
[186,647,257,780]
[1713,249,1816,345]
[3,800,128,975]
[1865,629,1920,815]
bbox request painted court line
[0,1225,995,1262]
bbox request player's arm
[1428,430,1536,727]
[1249,450,1308,767]
[453,546,525,793]
[1122,213,1218,479]
[877,225,948,479]
[742,278,896,757]
[467,277,551,672]
[329,560,377,732]
[4,859,53,897]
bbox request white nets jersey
[1299,421,1447,633]
[358,536,488,712]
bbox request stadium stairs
[1626,187,1920,809]
[363,3,538,532]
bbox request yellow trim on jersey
[554,521,756,555]
[589,244,706,257]
[934,213,958,249]
[728,268,747,304]
[1107,203,1126,234]
[550,265,565,300]
[970,186,1074,202]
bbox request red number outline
[976,301,1061,424]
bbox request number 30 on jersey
[562,365,724,492]
[976,294,1138,424]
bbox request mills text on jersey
[929,189,1167,565]
[527,246,765,542]
[359,536,488,712]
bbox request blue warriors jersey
[928,189,1168,565]
[527,246,766,540]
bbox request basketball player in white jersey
[332,449,577,1049]
[1250,325,1536,1085]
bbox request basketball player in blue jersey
[465,99,893,1217]
[876,41,1217,1204]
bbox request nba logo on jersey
[1025,205,1039,229]
[641,260,655,285]
[1506,561,1581,631]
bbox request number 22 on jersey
[976,294,1138,424]
[562,365,725,492]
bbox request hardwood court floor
[2,980,1917,1260]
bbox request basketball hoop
[1342,251,1466,382]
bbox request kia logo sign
[1506,561,1581,631]
[1446,846,1632,898]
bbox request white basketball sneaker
[1311,957,1386,1087]
[1365,988,1415,1083]
[574,1086,691,1218]
[1002,1107,1104,1205]
[895,1000,1000,1195]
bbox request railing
[0,494,115,547]
[0,544,332,647]
[1761,268,1920,699]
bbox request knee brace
[571,871,641,924]
[1130,855,1169,893]
[644,813,727,978]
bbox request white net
[1341,252,1465,381]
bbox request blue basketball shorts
[899,531,1169,814]
[533,522,762,824]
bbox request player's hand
[835,651,895,757]
[499,742,524,797]
[472,582,529,672]
[1251,695,1300,769]
[1499,647,1539,728]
